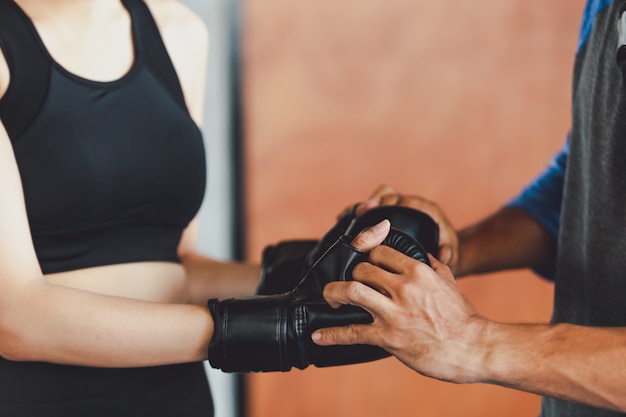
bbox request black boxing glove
[256,206,439,295]
[208,228,430,373]
[255,239,318,295]
[302,206,359,271]
[255,207,358,296]
[344,206,439,256]
[310,205,439,265]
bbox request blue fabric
[506,138,569,242]
[506,139,569,280]
[578,0,613,51]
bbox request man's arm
[313,250,626,412]
[367,138,568,278]
[455,206,556,277]
[478,320,626,410]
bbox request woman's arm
[0,121,213,367]
[178,219,261,304]
[0,0,219,369]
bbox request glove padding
[208,228,430,373]
[344,206,439,255]
[256,205,439,295]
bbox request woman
[0,0,260,415]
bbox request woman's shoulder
[143,0,209,71]
[142,0,209,123]
[143,0,208,43]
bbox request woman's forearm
[182,253,261,304]
[0,280,213,367]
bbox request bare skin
[314,185,626,411]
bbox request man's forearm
[475,321,626,411]
[456,207,556,277]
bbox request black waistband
[0,357,207,403]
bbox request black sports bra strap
[0,0,52,141]
[121,0,188,110]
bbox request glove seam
[295,304,308,369]
[279,294,289,371]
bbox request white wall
[180,1,238,417]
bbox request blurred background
[190,0,586,416]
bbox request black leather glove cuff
[208,294,292,372]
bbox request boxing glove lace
[256,205,439,296]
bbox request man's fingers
[312,323,378,347]
[315,280,391,347]
[341,184,399,219]
[367,244,426,275]
[350,219,390,252]
[379,193,402,206]
[353,198,381,217]
[397,194,433,212]
[428,254,456,283]
[368,184,397,199]
[351,261,395,297]
[439,244,452,265]
[369,184,401,206]
[323,277,395,312]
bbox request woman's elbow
[0,302,41,362]
[0,323,35,362]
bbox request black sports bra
[0,0,206,273]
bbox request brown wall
[241,1,585,416]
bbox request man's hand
[312,249,487,384]
[387,194,458,270]
[344,184,459,271]
[349,218,391,252]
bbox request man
[312,1,626,415]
